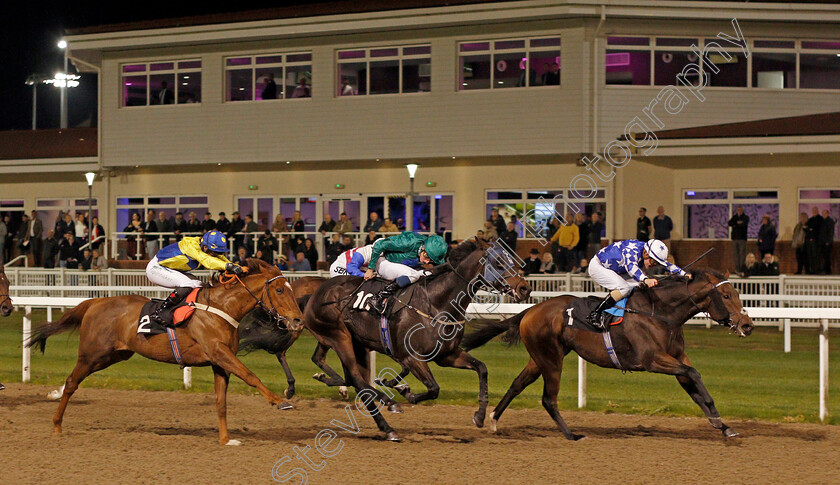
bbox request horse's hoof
[277,401,294,411]
[488,412,498,433]
[0,383,5,391]
[723,428,739,438]
[53,426,62,435]
[473,411,485,428]
[47,390,61,400]
[373,378,384,386]
[284,388,295,399]
[224,439,242,446]
[570,434,586,441]
[388,403,403,414]
[385,431,401,442]
[338,386,349,400]
[395,384,409,393]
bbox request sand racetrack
[1,383,837,484]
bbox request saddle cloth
[348,278,411,316]
[137,288,200,335]
[562,295,628,333]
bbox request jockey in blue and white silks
[329,244,375,278]
[587,239,691,328]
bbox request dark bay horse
[462,269,754,440]
[27,259,302,445]
[304,238,531,441]
[0,265,13,390]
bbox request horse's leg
[374,364,410,388]
[648,353,737,438]
[488,358,541,433]
[537,351,583,441]
[212,364,238,446]
[351,342,401,413]
[435,348,488,428]
[276,352,296,399]
[311,342,348,387]
[210,344,284,407]
[394,359,440,405]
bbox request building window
[752,40,796,89]
[799,41,840,90]
[337,45,431,96]
[121,60,201,107]
[683,189,779,239]
[225,53,312,102]
[486,189,606,239]
[116,195,208,236]
[606,36,651,86]
[0,201,25,241]
[36,198,100,239]
[799,189,840,239]
[459,37,561,90]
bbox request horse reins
[222,272,291,329]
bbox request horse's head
[449,238,531,302]
[241,259,303,331]
[686,270,753,337]
[0,266,12,317]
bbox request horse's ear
[474,237,490,250]
[724,270,730,279]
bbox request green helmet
[423,235,448,265]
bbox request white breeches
[375,258,426,284]
[146,257,203,289]
[587,256,639,298]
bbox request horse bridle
[448,245,525,301]
[231,273,292,329]
[684,278,748,332]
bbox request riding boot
[370,281,401,315]
[587,294,617,330]
[151,287,193,326]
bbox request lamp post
[24,74,48,130]
[405,164,419,232]
[85,172,95,249]
[58,40,68,129]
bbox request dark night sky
[0,1,333,132]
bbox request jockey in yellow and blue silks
[146,230,242,325]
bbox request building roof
[0,128,97,160]
[647,111,840,140]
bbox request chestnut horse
[462,269,754,440]
[0,265,13,390]
[27,259,302,445]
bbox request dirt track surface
[1,384,837,485]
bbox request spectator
[792,212,808,274]
[482,220,498,241]
[588,212,604,259]
[91,249,108,271]
[365,230,381,246]
[805,207,823,274]
[523,249,542,275]
[123,212,143,259]
[3,215,14,263]
[0,215,6,264]
[728,206,749,274]
[186,211,202,234]
[172,212,188,242]
[74,212,87,243]
[59,233,81,269]
[573,213,589,271]
[261,73,277,100]
[652,206,673,249]
[291,251,311,271]
[489,208,506,236]
[157,81,174,104]
[396,218,405,231]
[16,214,31,257]
[319,214,336,235]
[364,212,382,232]
[636,207,651,241]
[42,230,59,268]
[575,257,589,275]
[215,212,231,235]
[550,213,579,272]
[379,217,399,233]
[540,252,556,274]
[244,214,259,252]
[325,234,344,263]
[291,210,305,250]
[254,249,265,262]
[257,230,278,264]
[340,235,354,251]
[80,249,93,271]
[232,247,248,265]
[301,238,318,270]
[475,229,486,240]
[335,212,353,237]
[756,214,777,256]
[201,212,216,232]
[29,210,43,266]
[340,77,355,96]
[291,78,311,98]
[757,253,780,276]
[229,211,245,250]
[275,254,289,271]
[546,218,560,246]
[90,216,105,251]
[500,222,518,251]
[142,211,159,260]
[272,213,290,251]
[820,209,835,274]
[157,211,172,246]
[54,211,69,240]
[742,253,759,278]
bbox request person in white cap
[587,238,691,328]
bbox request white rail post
[369,350,377,386]
[183,367,192,389]
[47,306,53,323]
[22,306,32,383]
[577,356,587,408]
[819,318,829,422]
[784,318,791,353]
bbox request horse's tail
[27,300,93,353]
[461,309,528,351]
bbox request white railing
[3,255,29,269]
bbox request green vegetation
[1,310,836,424]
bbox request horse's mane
[447,239,479,267]
[245,258,277,274]
[652,267,725,289]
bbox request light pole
[25,74,48,130]
[405,164,419,232]
[85,172,95,249]
[58,40,68,129]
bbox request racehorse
[461,269,754,440]
[304,238,531,441]
[27,259,302,445]
[0,265,13,390]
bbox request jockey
[146,230,243,325]
[587,239,691,328]
[364,231,448,314]
[329,244,374,278]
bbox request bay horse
[304,238,531,441]
[0,265,13,390]
[27,259,302,445]
[461,269,754,440]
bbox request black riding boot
[151,287,194,326]
[370,281,401,315]
[587,294,617,330]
